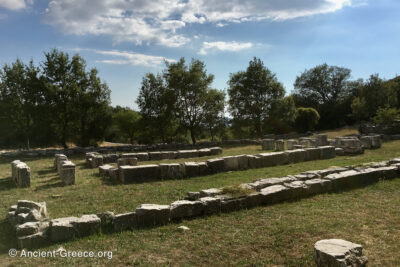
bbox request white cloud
[0,0,32,10]
[198,41,253,55]
[73,48,175,67]
[44,0,355,47]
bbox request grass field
[0,141,400,266]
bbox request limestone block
[248,176,297,190]
[198,148,212,157]
[259,185,290,204]
[16,162,31,188]
[170,200,204,220]
[286,149,307,163]
[114,212,137,232]
[247,155,262,169]
[304,148,321,161]
[149,151,163,161]
[11,160,21,183]
[90,155,104,168]
[135,204,170,226]
[60,160,75,185]
[159,163,184,179]
[236,155,249,170]
[286,139,298,150]
[97,211,115,231]
[17,200,47,219]
[72,214,101,237]
[117,157,137,167]
[199,197,221,215]
[206,158,224,174]
[122,152,149,161]
[314,239,368,267]
[17,232,49,249]
[275,139,285,151]
[210,147,223,155]
[119,165,160,183]
[316,134,328,146]
[184,162,200,177]
[335,148,344,156]
[261,139,275,150]
[50,217,78,242]
[161,151,177,159]
[177,150,199,159]
[109,168,119,181]
[220,197,240,213]
[222,156,239,171]
[320,146,336,159]
[197,162,210,176]
[99,164,114,177]
[16,222,41,237]
[258,152,288,167]
[186,192,200,201]
[103,153,119,163]
[284,181,310,199]
[304,179,332,195]
[199,188,222,198]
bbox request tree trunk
[190,127,196,144]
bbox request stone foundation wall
[101,146,336,183]
[87,147,223,168]
[9,157,400,249]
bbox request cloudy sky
[0,0,399,108]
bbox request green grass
[0,142,400,266]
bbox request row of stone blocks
[86,147,223,168]
[10,157,400,249]
[262,134,330,151]
[53,154,76,185]
[100,146,337,183]
[11,160,31,187]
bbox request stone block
[114,212,137,232]
[222,156,239,171]
[60,160,75,185]
[284,181,310,199]
[314,239,368,267]
[170,200,204,220]
[16,222,40,237]
[135,204,170,226]
[149,152,163,161]
[275,140,285,151]
[187,192,200,200]
[197,162,210,176]
[199,188,222,198]
[210,147,223,155]
[103,154,119,163]
[50,217,78,242]
[206,158,224,174]
[259,185,290,204]
[286,139,298,150]
[316,134,328,146]
[72,215,101,238]
[17,200,47,219]
[184,162,200,177]
[18,232,49,249]
[304,148,321,161]
[109,168,119,181]
[97,211,115,231]
[247,155,262,169]
[320,146,336,159]
[199,197,221,215]
[304,179,332,195]
[159,163,184,179]
[286,149,306,163]
[177,150,199,159]
[261,139,275,150]
[161,151,177,159]
[335,148,344,156]
[99,164,114,177]
[198,148,212,157]
[119,165,160,183]
[90,155,104,168]
[122,153,149,161]
[117,157,137,167]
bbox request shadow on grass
[34,181,65,191]
[37,168,56,176]
[0,177,15,192]
[0,219,17,254]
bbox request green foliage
[352,74,399,121]
[373,106,400,124]
[228,57,285,137]
[294,107,320,132]
[111,106,142,144]
[293,63,355,129]
[202,89,226,141]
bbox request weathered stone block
[259,185,290,204]
[222,156,239,171]
[199,197,221,215]
[184,162,200,177]
[198,148,212,157]
[60,161,75,185]
[304,179,332,195]
[314,239,368,267]
[119,165,160,183]
[117,157,137,167]
[247,155,262,169]
[149,152,163,161]
[210,147,223,155]
[99,164,114,177]
[206,158,224,174]
[135,204,170,226]
[114,212,137,232]
[122,152,149,161]
[18,232,49,249]
[103,153,119,163]
[159,163,184,179]
[50,217,78,242]
[177,150,198,159]
[286,139,298,150]
[197,162,210,176]
[320,146,336,159]
[275,140,285,151]
[286,149,307,163]
[170,200,204,220]
[261,139,275,150]
[316,134,328,146]
[335,148,344,156]
[72,215,101,238]
[304,148,321,161]
[199,188,222,198]
[16,222,40,237]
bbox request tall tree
[112,106,142,144]
[293,63,353,129]
[164,58,215,144]
[203,89,226,141]
[228,57,285,137]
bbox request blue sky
[0,0,399,109]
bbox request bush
[373,106,400,125]
[294,107,320,132]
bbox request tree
[293,63,353,129]
[42,49,111,147]
[373,106,400,124]
[112,106,142,144]
[267,95,297,133]
[0,59,43,149]
[164,58,215,144]
[294,107,320,132]
[228,57,285,137]
[136,73,178,143]
[202,89,226,141]
[351,74,398,121]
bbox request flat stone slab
[170,200,204,220]
[119,165,160,183]
[314,239,368,267]
[136,204,170,226]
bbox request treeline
[1,49,399,148]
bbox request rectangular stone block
[259,185,290,204]
[135,204,170,226]
[275,140,285,151]
[198,148,212,157]
[50,217,78,242]
[177,150,199,159]
[117,157,138,167]
[159,163,184,179]
[247,155,262,169]
[114,212,137,232]
[305,148,321,161]
[206,158,224,174]
[286,149,307,163]
[122,153,149,161]
[210,147,223,155]
[103,154,119,163]
[60,161,75,185]
[199,197,221,215]
[262,139,275,150]
[286,140,298,150]
[99,164,114,177]
[149,152,163,161]
[161,151,177,159]
[170,200,204,220]
[236,155,249,170]
[72,215,101,238]
[304,179,332,195]
[320,146,336,159]
[223,156,239,171]
[184,162,200,177]
[18,232,49,249]
[119,165,160,183]
[258,152,288,167]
